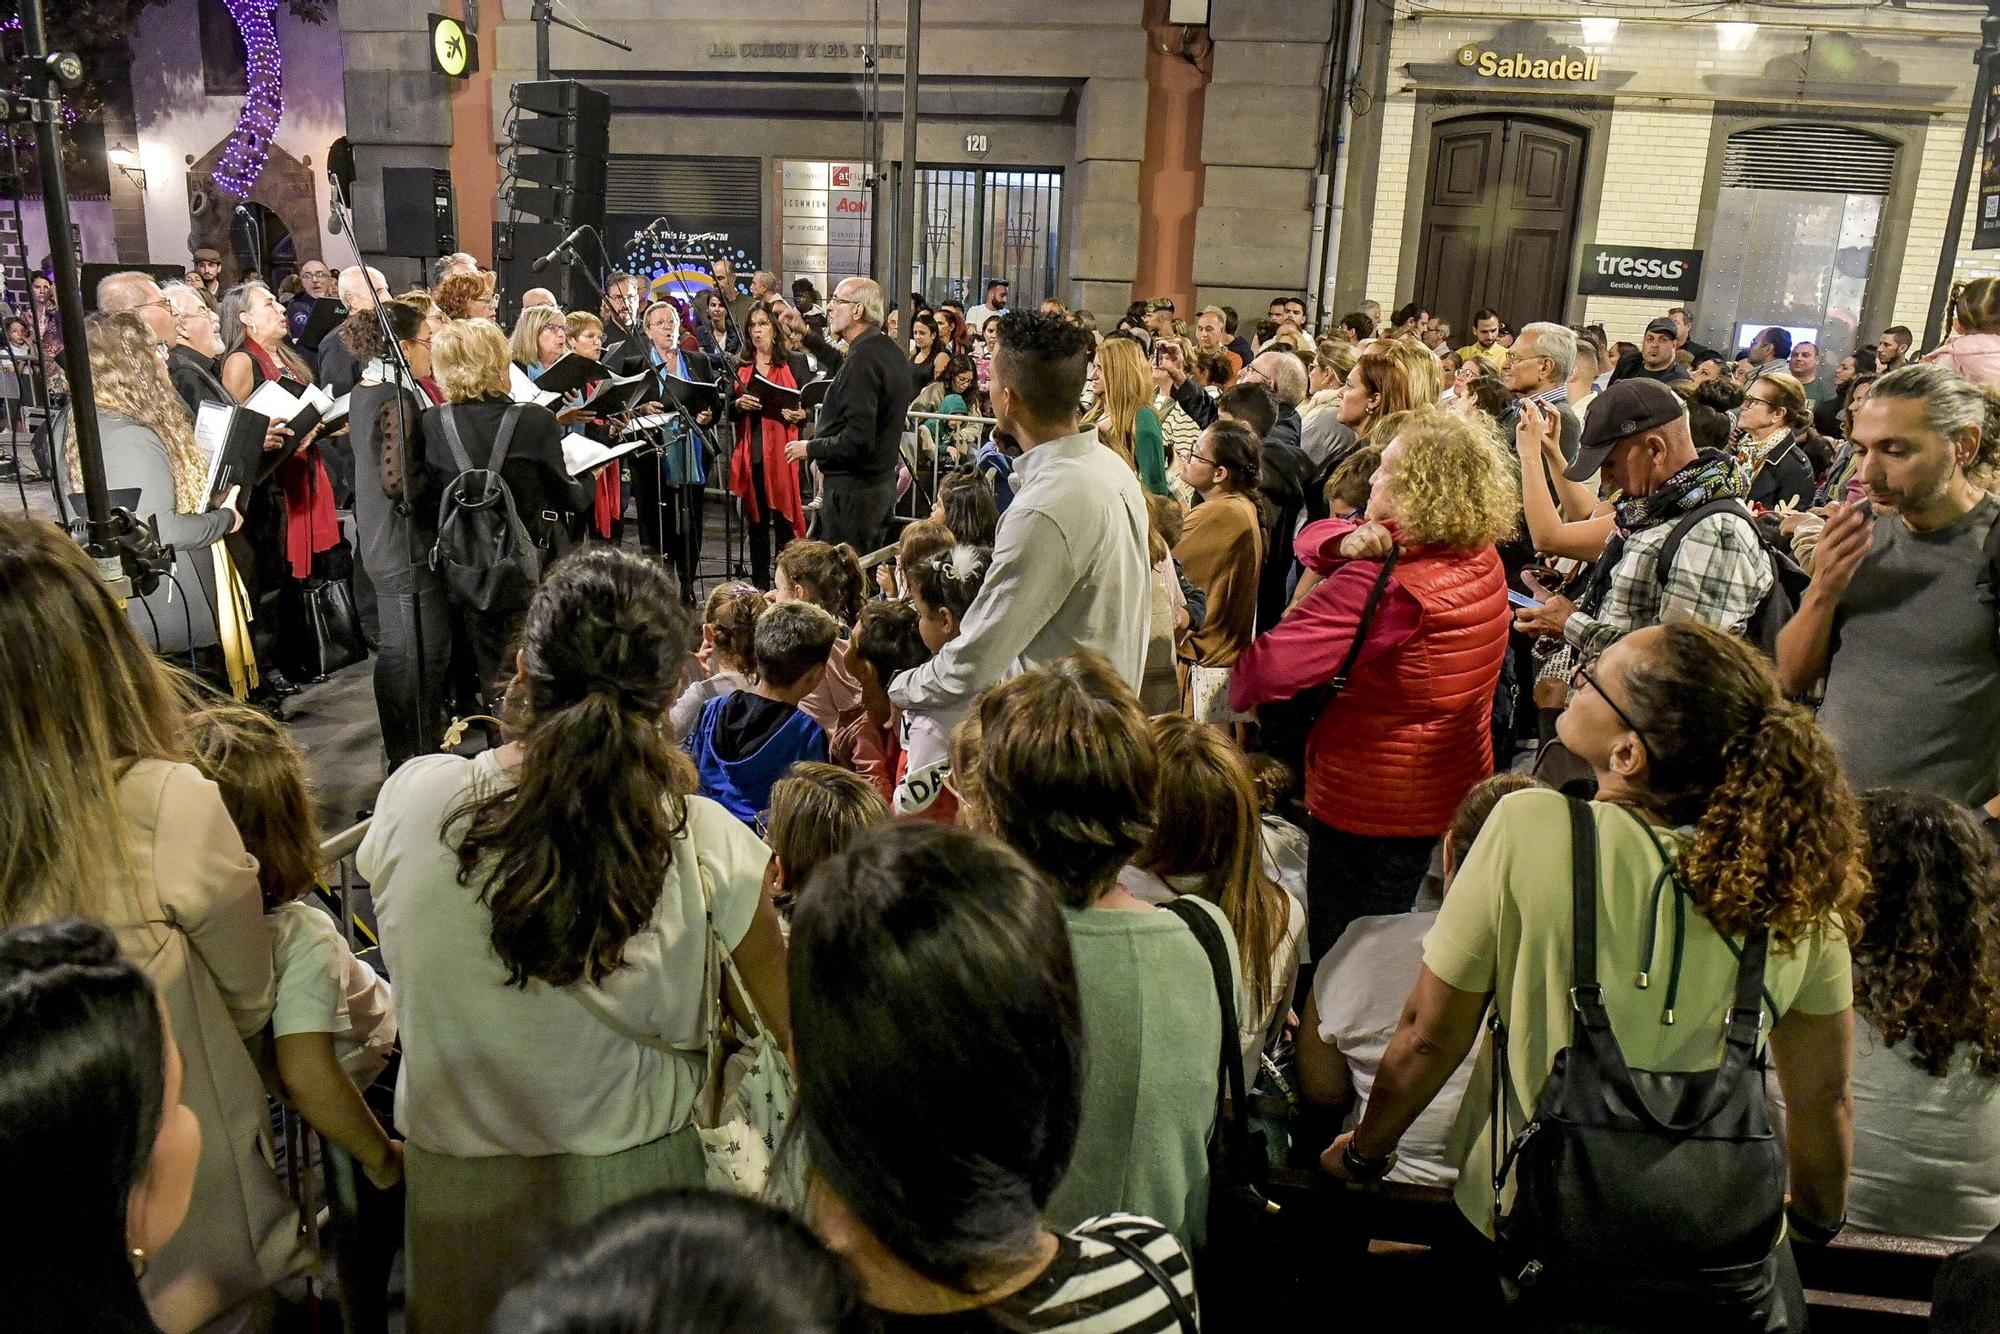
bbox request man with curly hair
[889,310,1151,720]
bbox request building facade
[1333,1,1997,359]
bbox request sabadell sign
[1456,44,1601,82]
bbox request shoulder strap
[436,404,477,475]
[488,403,526,473]
[1654,497,1753,589]
[1160,898,1253,1176]
[1565,795,1604,1034]
[1092,1226,1198,1334]
[1328,546,1402,694]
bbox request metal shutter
[606,156,761,218]
[1720,124,1897,195]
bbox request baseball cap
[1568,379,1686,481]
[1644,316,1679,339]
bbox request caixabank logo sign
[1578,245,1704,302]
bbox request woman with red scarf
[219,281,339,694]
[729,304,810,587]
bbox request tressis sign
[1457,44,1600,83]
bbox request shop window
[1697,124,1897,362]
[910,166,1062,308]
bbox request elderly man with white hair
[519,287,559,311]
[318,265,393,395]
[783,276,915,550]
[1500,320,1582,465]
[161,281,231,418]
[95,270,179,347]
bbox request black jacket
[642,346,722,422]
[418,396,590,557]
[168,345,229,422]
[805,328,913,480]
[1609,351,1691,386]
[1255,404,1312,633]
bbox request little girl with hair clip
[670,582,764,742]
[896,542,991,818]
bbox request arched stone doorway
[184,139,321,289]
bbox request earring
[129,1246,148,1278]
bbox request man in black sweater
[787,276,914,552]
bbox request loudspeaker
[382,166,457,260]
[507,79,608,227]
[494,219,584,323]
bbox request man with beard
[1778,362,2000,812]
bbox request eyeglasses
[1569,656,1653,761]
[753,808,774,841]
[1187,451,1216,467]
[827,296,857,308]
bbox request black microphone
[531,224,591,273]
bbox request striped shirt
[873,1214,1199,1332]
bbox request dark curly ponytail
[1622,621,1868,951]
[450,547,696,988]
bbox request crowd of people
[6,249,2000,1332]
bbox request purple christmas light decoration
[212,0,284,198]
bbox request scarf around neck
[1614,448,1750,533]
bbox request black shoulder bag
[1491,797,1788,1325]
[1254,547,1400,784]
[1162,897,1278,1321]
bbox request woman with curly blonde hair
[1232,407,1517,955]
[62,311,245,660]
[1835,788,2000,1243]
[1326,620,1862,1326]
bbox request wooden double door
[1413,115,1586,338]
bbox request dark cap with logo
[1568,379,1686,481]
[1644,316,1679,339]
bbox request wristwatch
[1341,1140,1398,1182]
[1786,1206,1845,1247]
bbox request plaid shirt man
[1563,507,1773,659]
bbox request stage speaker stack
[496,79,611,313]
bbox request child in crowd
[931,469,999,546]
[183,703,402,1188]
[1246,753,1310,909]
[689,600,841,826]
[897,544,992,817]
[669,583,764,742]
[761,762,891,920]
[834,598,932,803]
[774,541,867,738]
[1297,771,1545,1187]
[1141,491,1193,716]
[1125,715,1306,1085]
[874,518,953,601]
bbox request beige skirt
[404,1124,705,1334]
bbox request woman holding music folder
[422,318,590,711]
[566,310,626,544]
[220,280,339,694]
[632,298,720,604]
[58,311,243,668]
[349,299,451,768]
[730,304,811,587]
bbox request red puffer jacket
[1232,522,1510,836]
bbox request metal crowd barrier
[895,408,998,521]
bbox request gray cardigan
[60,412,234,654]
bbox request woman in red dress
[729,305,811,587]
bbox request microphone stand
[328,180,436,762]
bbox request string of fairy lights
[211,0,284,198]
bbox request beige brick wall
[1892,114,2000,335]
[1582,107,1713,340]
[1362,95,1418,307]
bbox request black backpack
[1654,497,1810,656]
[1493,797,1788,1326]
[430,404,540,612]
